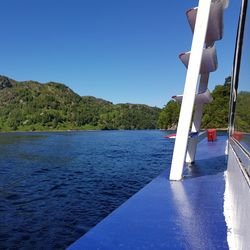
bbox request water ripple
[0,130,171,249]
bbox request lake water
[0,130,174,249]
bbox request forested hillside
[1,75,245,132]
[0,76,160,131]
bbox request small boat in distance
[164,131,199,139]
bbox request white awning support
[169,0,212,181]
[169,0,229,181]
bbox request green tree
[201,77,231,128]
[158,100,180,129]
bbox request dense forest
[0,76,160,131]
[1,75,248,132]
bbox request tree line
[1,75,248,132]
[0,76,160,131]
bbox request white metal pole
[169,0,212,181]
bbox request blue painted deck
[68,136,228,250]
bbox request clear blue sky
[0,0,241,107]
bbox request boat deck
[68,136,228,250]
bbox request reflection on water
[0,130,172,249]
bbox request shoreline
[0,128,229,133]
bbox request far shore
[0,128,229,133]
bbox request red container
[207,129,217,141]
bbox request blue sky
[0,0,241,107]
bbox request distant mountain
[0,76,160,131]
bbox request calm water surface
[0,130,174,249]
